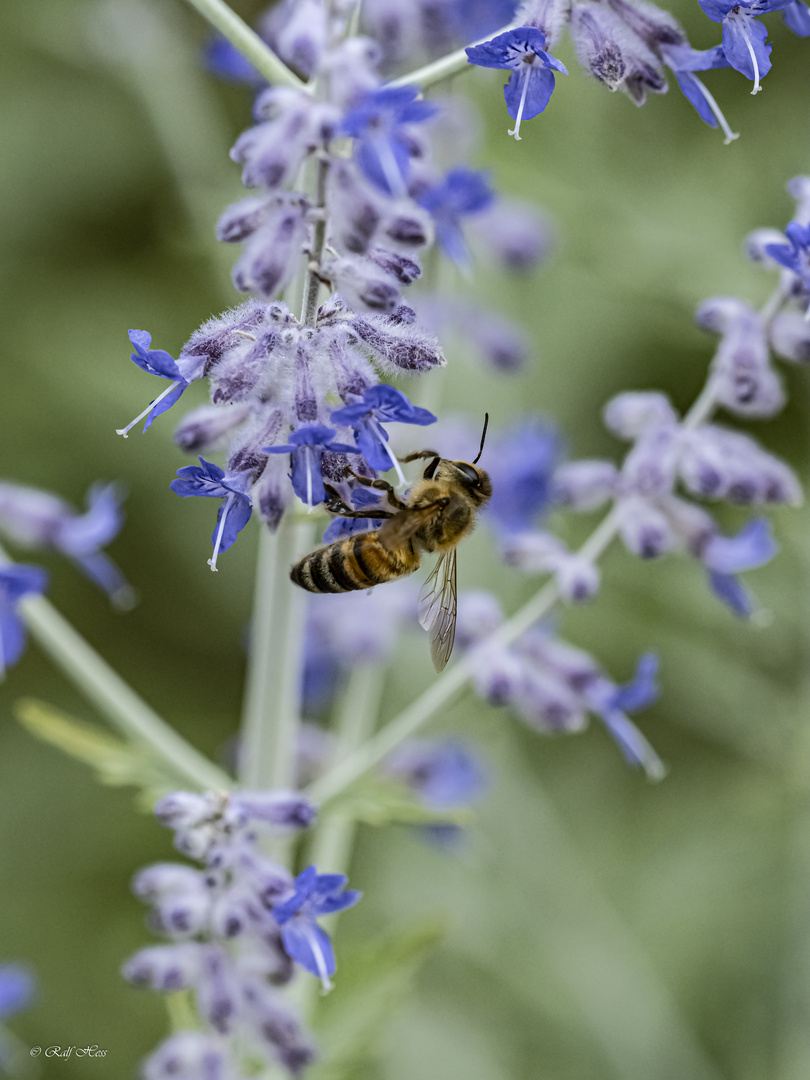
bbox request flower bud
[770,309,810,363]
[174,404,252,454]
[552,460,618,510]
[603,391,677,438]
[616,495,676,558]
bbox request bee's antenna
[472,413,489,465]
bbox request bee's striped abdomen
[290,532,418,593]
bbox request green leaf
[323,775,475,829]
[308,920,445,1080]
[15,698,178,807]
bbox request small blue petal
[0,610,27,669]
[702,519,777,574]
[0,966,35,1018]
[280,921,336,981]
[504,66,558,121]
[721,14,771,82]
[784,0,810,34]
[0,565,48,603]
[708,570,752,616]
[211,492,252,554]
[610,654,659,713]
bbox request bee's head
[423,456,492,505]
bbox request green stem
[386,22,514,91]
[301,151,332,326]
[239,519,310,792]
[1,549,231,792]
[179,0,310,92]
[308,662,386,873]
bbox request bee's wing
[418,548,458,672]
[378,501,444,551]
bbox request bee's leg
[398,449,440,464]
[343,470,408,510]
[324,484,395,520]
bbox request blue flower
[702,518,777,616]
[585,654,665,779]
[466,27,568,140]
[273,866,361,990]
[699,0,793,93]
[0,565,47,676]
[264,424,357,510]
[387,738,488,809]
[341,86,438,197]
[0,965,34,1018]
[117,330,189,438]
[765,221,810,296]
[386,737,488,848]
[415,168,494,266]
[484,418,558,535]
[322,486,385,543]
[0,481,133,609]
[660,44,739,144]
[330,385,436,485]
[170,458,253,571]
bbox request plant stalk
[239,519,310,792]
[180,0,309,91]
[1,546,230,791]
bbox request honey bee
[290,416,492,671]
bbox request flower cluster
[457,591,665,776]
[117,0,561,569]
[124,790,360,1077]
[467,0,810,142]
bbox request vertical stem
[239,519,310,792]
[308,663,386,874]
[301,152,331,327]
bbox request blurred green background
[0,0,808,1076]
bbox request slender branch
[0,546,231,791]
[301,151,332,327]
[239,519,310,792]
[307,283,792,806]
[308,662,386,873]
[386,22,514,91]
[180,0,310,92]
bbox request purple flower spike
[264,424,357,510]
[273,866,361,991]
[330,385,436,484]
[702,519,777,617]
[467,27,568,140]
[170,458,253,572]
[0,565,47,676]
[118,330,189,438]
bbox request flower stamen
[116,381,183,438]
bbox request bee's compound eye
[423,457,440,479]
[455,463,480,485]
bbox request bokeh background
[0,0,809,1076]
